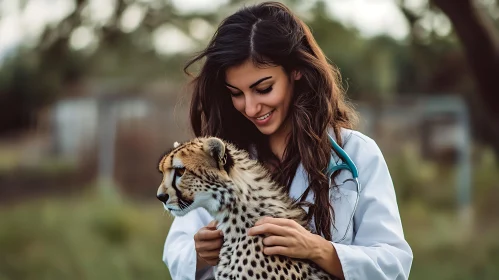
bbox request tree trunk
[432,0,499,156]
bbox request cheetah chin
[157,137,339,280]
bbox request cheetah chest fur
[213,201,338,280]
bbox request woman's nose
[244,95,261,117]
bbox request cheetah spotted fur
[157,137,339,280]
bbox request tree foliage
[1,0,498,154]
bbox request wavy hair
[184,1,358,240]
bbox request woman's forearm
[196,254,210,270]
[309,235,345,279]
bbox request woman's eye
[227,88,243,97]
[230,91,243,97]
[256,86,273,94]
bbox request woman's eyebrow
[225,76,272,90]
[249,76,272,88]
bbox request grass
[1,189,499,280]
[0,190,174,280]
[0,146,498,279]
[401,201,499,280]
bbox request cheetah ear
[203,137,226,167]
[173,141,180,148]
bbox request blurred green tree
[0,0,246,135]
[1,0,498,156]
[431,0,499,156]
[398,0,499,156]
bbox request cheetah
[157,136,339,280]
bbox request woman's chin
[256,126,277,136]
[256,120,289,138]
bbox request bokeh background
[1,0,499,279]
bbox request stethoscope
[326,133,361,243]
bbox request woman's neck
[268,119,292,162]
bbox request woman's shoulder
[340,128,376,149]
[332,128,391,194]
[337,128,386,168]
[331,127,378,149]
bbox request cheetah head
[156,137,235,216]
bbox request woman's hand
[194,220,224,268]
[247,217,324,260]
[247,217,344,279]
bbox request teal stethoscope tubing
[326,134,361,243]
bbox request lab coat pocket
[329,179,358,245]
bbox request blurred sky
[0,0,434,61]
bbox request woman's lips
[253,109,274,126]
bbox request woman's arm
[309,237,344,279]
[248,132,413,280]
[163,208,214,280]
[330,133,413,280]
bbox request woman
[163,2,413,279]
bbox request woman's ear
[292,70,302,81]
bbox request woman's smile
[254,109,275,125]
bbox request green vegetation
[0,148,497,279]
[1,0,499,279]
[0,191,173,280]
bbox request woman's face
[225,60,301,137]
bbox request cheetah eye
[174,167,185,177]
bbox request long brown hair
[184,1,357,240]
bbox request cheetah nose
[157,193,169,203]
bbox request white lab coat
[162,129,413,280]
